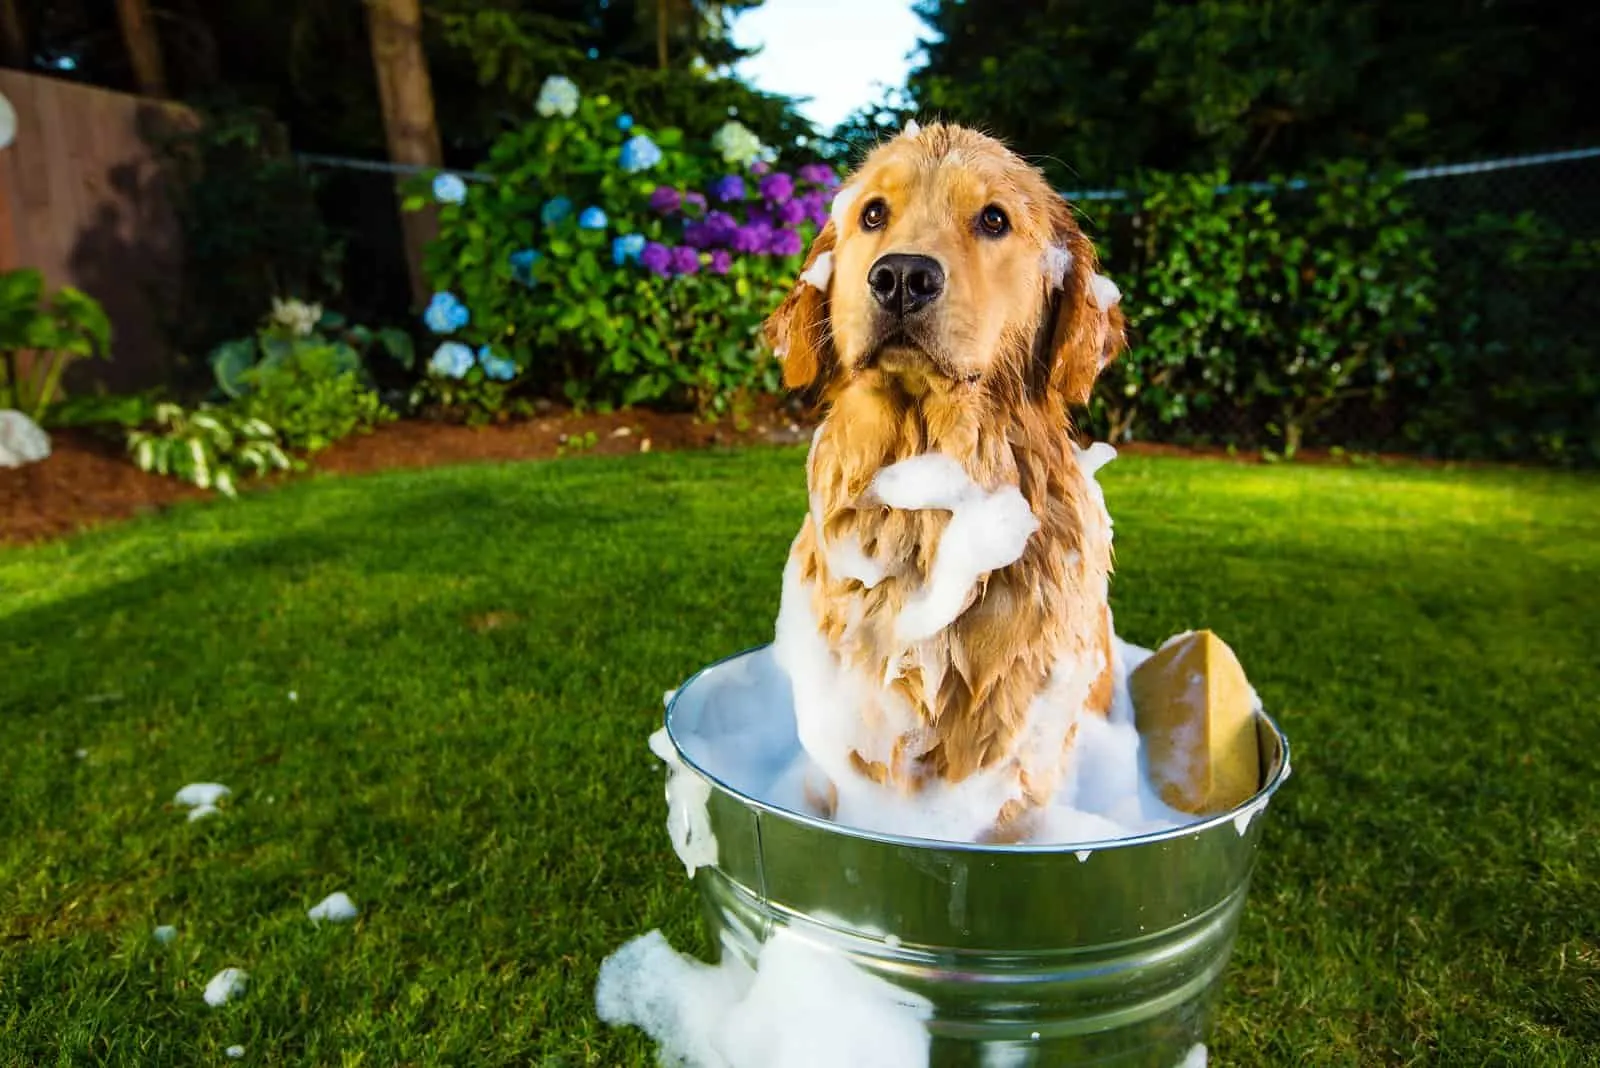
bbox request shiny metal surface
[665,646,1291,1067]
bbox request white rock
[203,967,248,1007]
[307,891,359,924]
[0,409,50,468]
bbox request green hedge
[1078,165,1597,465]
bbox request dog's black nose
[868,254,945,316]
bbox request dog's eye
[860,199,888,231]
[979,205,1010,236]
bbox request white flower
[269,297,322,338]
[711,121,765,167]
[536,75,580,118]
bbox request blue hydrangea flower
[429,341,474,379]
[423,292,470,334]
[509,248,542,286]
[536,75,580,118]
[477,346,518,382]
[541,196,574,227]
[579,206,608,230]
[612,233,646,265]
[619,134,663,173]
[432,173,467,204]
[616,113,634,131]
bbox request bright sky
[731,0,928,132]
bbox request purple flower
[776,199,806,226]
[732,221,772,254]
[683,223,712,249]
[751,160,772,176]
[703,211,739,246]
[799,190,829,227]
[670,246,700,276]
[745,206,772,228]
[768,228,805,257]
[649,186,682,214]
[683,192,707,215]
[711,175,745,203]
[760,173,795,204]
[709,249,733,275]
[640,242,672,277]
[798,163,839,188]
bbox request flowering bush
[409,75,839,414]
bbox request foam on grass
[153,925,176,944]
[174,783,230,808]
[308,892,359,924]
[596,927,932,1068]
[203,967,248,1007]
[225,1045,245,1059]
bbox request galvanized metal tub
[664,645,1291,1067]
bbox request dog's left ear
[1039,200,1126,406]
[764,221,837,391]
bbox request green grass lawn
[2,449,1597,1066]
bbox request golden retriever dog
[765,122,1126,843]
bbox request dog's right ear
[764,221,837,390]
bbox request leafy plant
[412,75,834,417]
[0,269,113,421]
[127,403,290,497]
[237,344,396,453]
[44,390,161,430]
[210,299,413,401]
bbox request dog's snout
[868,254,945,316]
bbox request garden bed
[0,401,813,545]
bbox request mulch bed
[1,399,1451,547]
[0,400,814,546]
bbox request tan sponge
[1130,630,1261,815]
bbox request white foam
[865,454,1039,644]
[649,728,719,877]
[307,892,359,924]
[1042,246,1074,290]
[174,783,230,808]
[1176,1043,1208,1068]
[596,927,932,1067]
[225,1045,245,1059]
[1089,273,1121,309]
[799,251,833,292]
[187,804,221,822]
[203,967,248,1007]
[1074,850,1092,863]
[153,924,176,944]
[826,531,889,589]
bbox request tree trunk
[0,0,27,69]
[113,0,168,97]
[656,0,669,70]
[364,0,443,309]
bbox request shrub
[208,299,405,452]
[412,76,836,416]
[1402,213,1600,466]
[0,269,112,421]
[1085,164,1435,456]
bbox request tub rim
[663,642,1292,857]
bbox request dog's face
[766,123,1124,406]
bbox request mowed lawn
[1,448,1597,1066]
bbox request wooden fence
[0,70,193,394]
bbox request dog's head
[765,123,1124,406]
